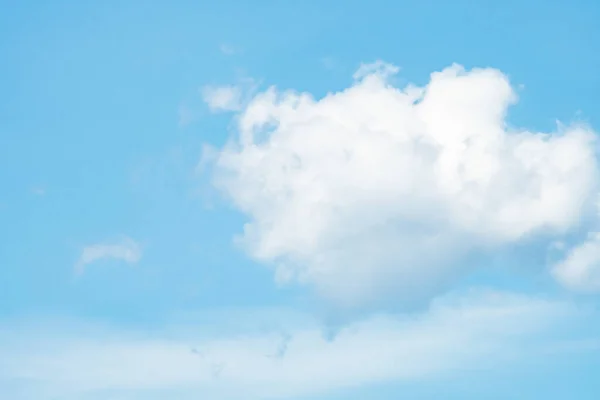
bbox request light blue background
[1,0,599,398]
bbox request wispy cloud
[219,43,238,56]
[201,85,242,113]
[320,56,336,70]
[552,231,600,292]
[75,236,142,275]
[177,104,196,127]
[0,290,595,399]
[30,186,46,196]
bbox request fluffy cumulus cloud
[75,236,142,275]
[0,290,595,399]
[206,61,600,307]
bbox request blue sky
[1,0,600,398]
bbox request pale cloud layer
[206,61,600,307]
[75,236,142,274]
[0,290,594,399]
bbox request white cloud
[0,290,593,399]
[75,236,142,275]
[552,232,600,292]
[201,85,242,113]
[208,61,600,307]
